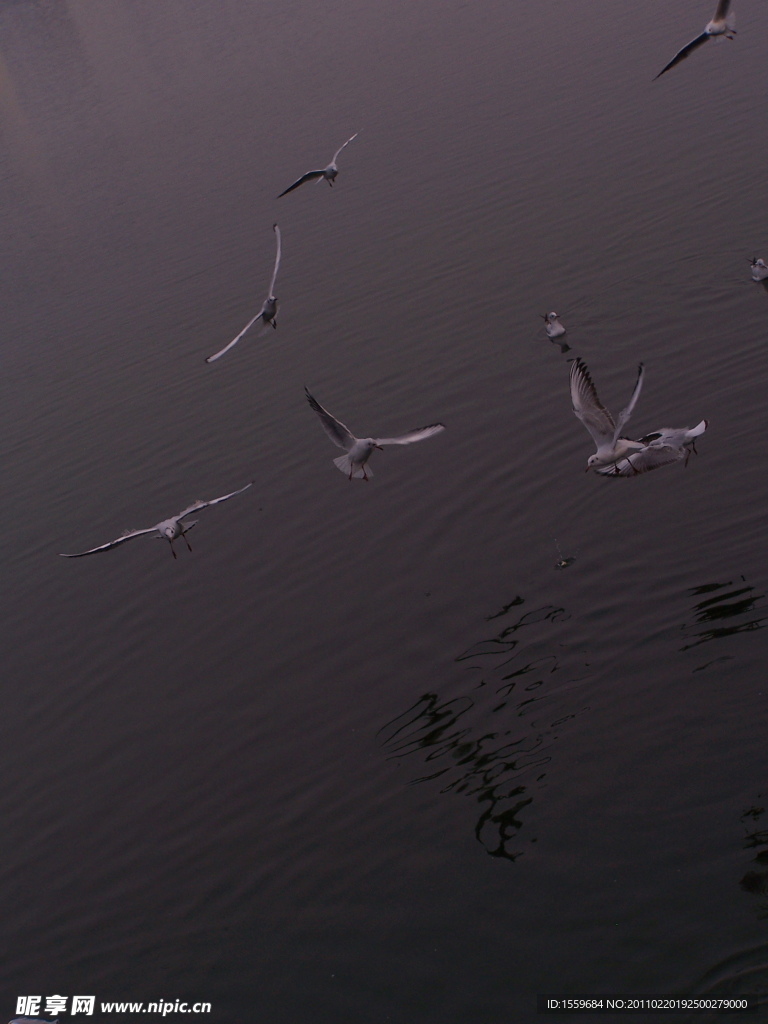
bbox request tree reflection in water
[379,598,589,861]
[681,579,766,653]
[740,800,768,919]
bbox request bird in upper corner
[304,387,444,481]
[654,0,735,80]
[206,224,282,363]
[277,134,358,197]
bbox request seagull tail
[333,454,372,479]
[686,420,708,439]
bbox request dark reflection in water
[684,802,768,1020]
[379,599,589,861]
[739,800,768,919]
[680,578,766,653]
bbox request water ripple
[379,597,590,862]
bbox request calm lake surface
[2,1,768,1021]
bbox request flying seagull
[594,423,708,476]
[570,357,706,475]
[749,257,768,282]
[206,224,282,364]
[304,387,445,481]
[277,134,358,197]
[570,357,647,470]
[541,311,566,339]
[59,483,252,558]
[654,0,735,80]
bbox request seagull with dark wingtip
[654,0,735,80]
[304,387,444,481]
[277,134,358,197]
[59,484,252,559]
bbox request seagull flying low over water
[601,423,708,476]
[749,257,768,282]
[206,225,282,363]
[277,134,358,197]
[304,387,445,481]
[59,483,252,558]
[570,357,707,476]
[542,311,566,339]
[654,0,735,80]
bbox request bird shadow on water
[378,597,590,862]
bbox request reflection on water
[739,800,768,919]
[379,598,589,861]
[685,802,768,1020]
[680,578,766,653]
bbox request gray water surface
[2,1,768,1021]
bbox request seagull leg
[169,540,177,559]
[183,532,193,552]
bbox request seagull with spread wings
[570,357,647,470]
[206,225,282,364]
[304,387,444,481]
[654,0,735,80]
[277,134,358,197]
[60,483,252,558]
[570,358,706,476]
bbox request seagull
[277,134,358,197]
[59,483,252,558]
[654,0,735,80]
[541,311,566,339]
[570,357,647,470]
[594,422,708,476]
[206,224,282,364]
[749,257,768,282]
[304,387,445,481]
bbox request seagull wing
[715,0,732,21]
[570,358,616,448]
[374,424,446,446]
[205,312,263,363]
[594,444,685,477]
[59,526,158,557]
[332,132,358,163]
[268,223,282,296]
[177,482,253,520]
[654,32,709,79]
[277,170,324,197]
[612,362,645,442]
[305,387,356,450]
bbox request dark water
[2,1,768,1021]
